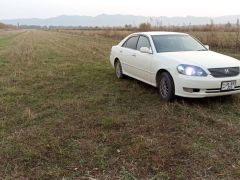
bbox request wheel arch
[156,69,175,88]
[114,57,120,66]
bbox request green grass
[0,29,240,179]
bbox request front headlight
[177,64,207,76]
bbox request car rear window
[123,36,139,50]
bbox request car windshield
[151,34,207,53]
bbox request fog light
[183,88,200,93]
[183,88,193,93]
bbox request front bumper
[175,74,240,98]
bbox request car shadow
[175,95,235,106]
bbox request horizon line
[1,13,240,21]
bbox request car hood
[158,51,240,69]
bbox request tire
[115,60,124,79]
[157,72,175,101]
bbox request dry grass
[56,29,240,54]
[0,29,240,179]
[55,29,132,40]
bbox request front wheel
[157,72,175,101]
[115,60,124,79]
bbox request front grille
[208,67,240,78]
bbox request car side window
[137,36,151,51]
[122,36,139,50]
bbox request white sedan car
[110,32,240,101]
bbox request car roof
[133,31,188,36]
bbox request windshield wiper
[197,49,207,51]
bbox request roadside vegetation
[0,23,16,30]
[0,28,240,179]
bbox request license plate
[221,81,236,91]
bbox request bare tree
[236,19,240,51]
[208,19,216,47]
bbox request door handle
[132,54,136,57]
[120,50,123,53]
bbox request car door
[120,36,139,75]
[131,35,152,82]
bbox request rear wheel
[157,72,175,101]
[115,60,124,79]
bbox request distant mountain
[1,14,240,27]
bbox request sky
[0,0,240,19]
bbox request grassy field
[0,29,240,179]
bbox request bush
[139,23,151,31]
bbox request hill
[1,14,240,27]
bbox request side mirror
[140,47,152,54]
[205,45,210,50]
